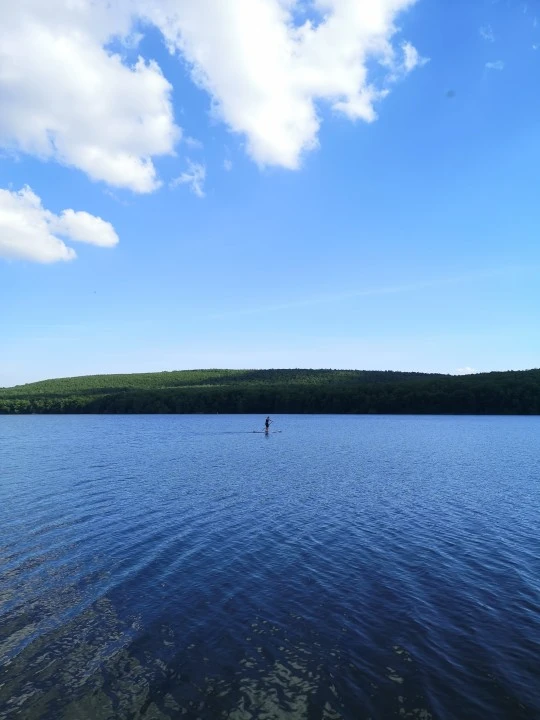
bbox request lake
[1,414,539,719]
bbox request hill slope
[1,368,540,414]
[1,368,436,396]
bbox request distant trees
[1,369,539,415]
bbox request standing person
[265,416,272,433]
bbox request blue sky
[1,0,539,386]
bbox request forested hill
[1,368,540,414]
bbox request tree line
[1,369,539,414]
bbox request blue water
[1,415,539,720]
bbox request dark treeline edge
[1,369,539,414]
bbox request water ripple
[1,414,540,719]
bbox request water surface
[1,415,539,719]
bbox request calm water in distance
[1,414,539,720]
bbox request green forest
[1,368,540,414]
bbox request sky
[1,0,539,387]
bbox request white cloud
[0,186,119,263]
[479,24,495,42]
[170,161,206,198]
[454,367,477,376]
[51,210,119,248]
[401,41,429,73]
[0,0,180,193]
[140,0,422,169]
[224,159,233,172]
[0,0,424,184]
[486,60,505,70]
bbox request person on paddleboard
[265,416,272,432]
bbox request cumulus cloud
[0,186,119,263]
[51,210,119,248]
[486,60,505,70]
[138,0,423,169]
[170,161,206,197]
[0,0,424,184]
[0,0,180,193]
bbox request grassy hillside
[1,368,540,414]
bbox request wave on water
[1,414,540,719]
